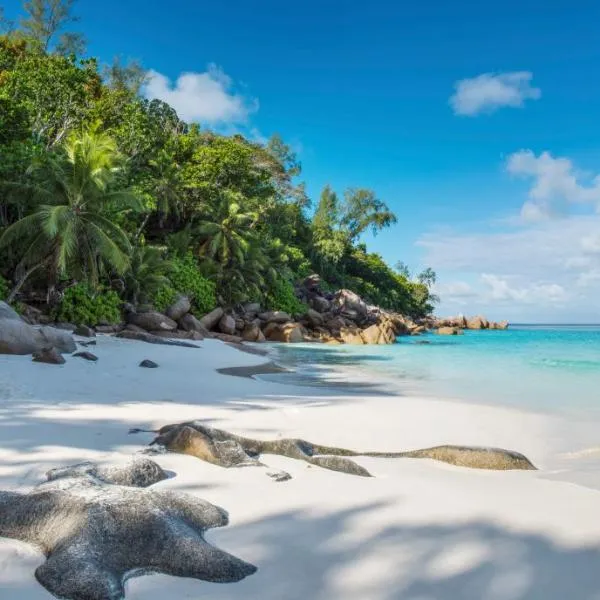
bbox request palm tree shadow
[189,503,600,600]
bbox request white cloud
[576,270,600,288]
[450,71,541,116]
[481,274,567,304]
[507,150,600,220]
[418,215,600,322]
[144,64,257,125]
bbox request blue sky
[6,0,600,321]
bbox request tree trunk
[7,263,44,304]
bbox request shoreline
[2,336,600,598]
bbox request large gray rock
[332,289,369,324]
[305,308,324,328]
[0,317,76,355]
[166,295,191,321]
[74,324,95,337]
[218,314,236,335]
[128,311,177,332]
[38,326,78,353]
[199,307,224,331]
[310,296,331,313]
[178,313,209,337]
[242,302,261,316]
[258,311,292,324]
[0,301,20,321]
[46,457,167,488]
[0,469,257,600]
[32,348,65,365]
[116,329,199,348]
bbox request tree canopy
[0,0,437,319]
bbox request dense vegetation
[0,0,437,321]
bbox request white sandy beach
[2,336,600,600]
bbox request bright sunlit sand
[2,336,600,600]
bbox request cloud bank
[421,215,600,322]
[450,72,541,116]
[144,65,257,125]
[507,150,600,220]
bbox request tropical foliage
[55,283,121,325]
[0,1,437,321]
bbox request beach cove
[2,334,600,600]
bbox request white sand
[2,336,600,599]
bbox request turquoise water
[270,326,600,417]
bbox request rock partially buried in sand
[32,347,65,365]
[392,445,537,470]
[0,473,257,600]
[267,470,292,482]
[73,351,98,361]
[45,457,168,487]
[140,359,159,368]
[116,329,199,348]
[136,422,537,475]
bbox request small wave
[531,357,600,370]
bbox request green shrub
[266,278,306,315]
[153,254,216,315]
[56,284,122,325]
[0,275,8,301]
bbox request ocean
[268,325,600,418]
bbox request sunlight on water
[270,326,600,417]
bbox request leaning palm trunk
[7,262,46,303]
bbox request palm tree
[196,191,257,268]
[123,245,172,305]
[0,130,140,302]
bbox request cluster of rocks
[197,275,412,346]
[1,275,510,353]
[426,315,509,336]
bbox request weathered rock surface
[242,302,261,316]
[95,324,120,334]
[149,329,204,341]
[436,326,463,336]
[0,468,257,600]
[466,315,489,330]
[32,348,65,365]
[128,311,177,332]
[266,470,292,482]
[395,446,536,470]
[199,307,224,331]
[0,313,77,355]
[219,314,237,335]
[140,359,159,368]
[241,322,262,342]
[0,301,21,321]
[46,457,167,487]
[141,422,537,475]
[165,295,191,321]
[258,311,292,324]
[116,329,199,348]
[339,326,365,344]
[178,313,209,336]
[72,351,98,361]
[74,324,95,337]
[264,322,305,343]
[305,308,324,328]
